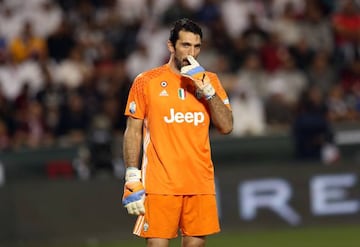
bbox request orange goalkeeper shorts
[133,194,220,239]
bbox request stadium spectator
[292,85,335,161]
[289,37,315,71]
[135,20,170,72]
[260,31,287,73]
[327,83,356,122]
[230,85,266,136]
[266,52,308,125]
[242,12,269,51]
[9,20,47,63]
[53,45,92,89]
[331,0,360,67]
[111,62,132,131]
[46,18,76,63]
[221,0,268,39]
[161,0,195,26]
[339,58,360,93]
[305,50,338,96]
[300,1,334,53]
[28,0,63,38]
[12,99,53,149]
[271,0,306,18]
[270,1,303,47]
[125,43,154,80]
[195,0,222,27]
[35,64,66,136]
[233,52,268,100]
[206,16,234,61]
[83,113,116,177]
[56,91,90,144]
[0,49,44,101]
[0,5,23,43]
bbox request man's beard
[174,55,183,71]
[174,51,191,71]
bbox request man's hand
[181,55,215,100]
[122,167,145,215]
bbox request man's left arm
[207,94,233,134]
[180,55,233,135]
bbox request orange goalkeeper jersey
[125,64,231,195]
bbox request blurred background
[0,0,360,246]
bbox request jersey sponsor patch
[143,222,149,232]
[178,88,186,100]
[160,81,167,87]
[159,89,168,96]
[129,101,136,114]
[164,108,205,126]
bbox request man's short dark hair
[169,18,203,47]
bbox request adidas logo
[159,89,168,96]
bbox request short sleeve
[124,74,147,119]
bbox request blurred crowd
[0,0,359,153]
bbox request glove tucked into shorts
[122,167,145,215]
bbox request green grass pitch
[61,224,360,247]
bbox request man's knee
[146,238,169,247]
[182,236,206,247]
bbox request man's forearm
[207,94,233,134]
[123,128,142,169]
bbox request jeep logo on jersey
[164,108,205,126]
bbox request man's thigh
[133,194,183,239]
[180,195,220,237]
[133,194,220,239]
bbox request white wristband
[202,83,215,100]
[125,167,141,182]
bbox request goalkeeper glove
[180,55,216,100]
[122,167,145,215]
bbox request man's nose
[188,47,195,57]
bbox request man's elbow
[214,113,233,135]
[218,123,233,135]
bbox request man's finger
[186,55,198,65]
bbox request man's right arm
[122,116,145,215]
[123,116,143,169]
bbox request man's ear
[167,40,175,53]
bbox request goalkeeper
[122,18,233,247]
